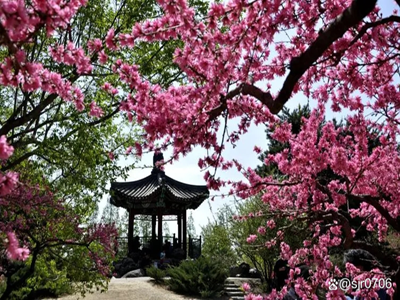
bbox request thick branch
[207,83,273,119]
[208,0,377,120]
[331,211,354,248]
[8,115,70,142]
[1,92,66,137]
[276,0,377,112]
[0,247,40,300]
[2,151,37,171]
[348,194,400,232]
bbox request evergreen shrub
[146,266,166,284]
[167,256,228,298]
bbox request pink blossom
[266,219,276,229]
[6,232,30,261]
[88,38,102,53]
[89,102,104,118]
[0,172,19,195]
[99,50,108,64]
[246,234,257,243]
[74,100,85,111]
[280,242,292,260]
[135,143,143,157]
[242,282,251,292]
[257,226,266,235]
[244,294,263,300]
[0,135,14,160]
[253,146,262,154]
[105,29,117,50]
[108,152,115,161]
[125,146,133,155]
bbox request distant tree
[137,217,152,238]
[256,105,311,178]
[163,221,171,239]
[100,199,120,225]
[187,212,196,237]
[201,204,238,268]
[231,197,307,289]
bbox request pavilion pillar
[177,213,182,248]
[182,210,187,257]
[128,209,135,254]
[158,213,163,252]
[152,215,156,240]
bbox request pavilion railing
[188,235,202,259]
[116,235,176,257]
[116,234,202,259]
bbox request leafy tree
[187,212,196,237]
[137,218,152,238]
[0,182,117,300]
[0,0,149,215]
[101,200,120,225]
[201,223,237,269]
[231,197,307,289]
[201,204,237,269]
[163,221,171,239]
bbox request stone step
[224,280,244,300]
[224,284,241,289]
[225,287,241,292]
[224,284,240,289]
[230,297,245,300]
[226,291,245,297]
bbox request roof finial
[153,150,164,168]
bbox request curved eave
[110,173,209,210]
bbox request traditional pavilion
[110,152,209,257]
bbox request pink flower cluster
[241,282,264,300]
[0,135,13,160]
[89,102,104,118]
[0,0,87,42]
[50,42,93,74]
[0,136,18,195]
[0,171,18,196]
[6,232,29,261]
[246,234,257,243]
[0,51,87,111]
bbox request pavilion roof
[110,167,209,213]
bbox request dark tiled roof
[110,168,209,212]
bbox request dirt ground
[56,277,199,300]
